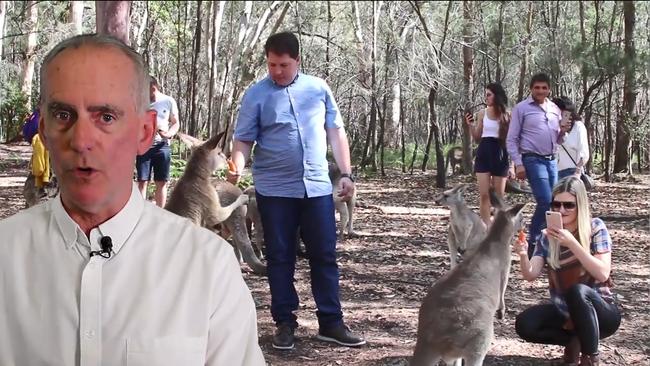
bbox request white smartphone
[545,211,563,231]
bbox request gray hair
[40,33,149,112]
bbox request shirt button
[85,330,96,339]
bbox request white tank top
[482,111,500,138]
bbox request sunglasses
[551,201,577,210]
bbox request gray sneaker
[316,324,366,347]
[272,324,295,350]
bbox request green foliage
[0,80,29,142]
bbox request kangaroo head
[434,183,468,206]
[491,202,527,239]
[179,131,229,174]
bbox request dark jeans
[522,154,558,257]
[255,192,343,330]
[515,284,621,355]
[136,141,171,181]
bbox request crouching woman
[513,176,621,366]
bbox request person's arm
[513,234,545,280]
[165,114,180,138]
[227,88,259,184]
[323,80,354,199]
[575,122,589,174]
[227,140,254,184]
[547,222,612,282]
[506,104,526,179]
[466,110,484,142]
[205,241,265,365]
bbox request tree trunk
[21,0,38,110]
[461,0,474,174]
[494,1,505,83]
[95,1,132,45]
[517,2,533,102]
[427,85,446,188]
[188,0,203,137]
[0,1,6,58]
[207,1,226,135]
[68,1,84,35]
[613,1,636,173]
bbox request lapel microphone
[90,236,113,258]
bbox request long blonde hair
[547,176,592,269]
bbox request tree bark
[207,1,226,136]
[95,1,132,45]
[68,1,84,35]
[517,2,533,102]
[0,1,6,58]
[188,0,203,137]
[494,1,505,83]
[461,0,474,174]
[21,0,38,110]
[613,1,636,173]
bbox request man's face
[39,45,155,216]
[266,51,299,86]
[530,82,550,103]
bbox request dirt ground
[1,142,649,365]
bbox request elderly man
[0,34,265,366]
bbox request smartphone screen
[545,211,563,231]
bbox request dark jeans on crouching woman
[255,192,344,331]
[515,284,621,355]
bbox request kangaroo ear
[177,132,204,149]
[204,131,226,150]
[508,203,527,216]
[489,188,505,209]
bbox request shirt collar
[526,96,550,106]
[52,183,144,253]
[270,72,300,88]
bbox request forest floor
[1,141,649,365]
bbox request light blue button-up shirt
[506,96,563,166]
[234,73,344,198]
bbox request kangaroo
[165,132,249,230]
[411,195,526,366]
[243,186,264,259]
[434,184,487,268]
[212,180,266,276]
[23,174,59,208]
[328,163,357,239]
[445,146,463,177]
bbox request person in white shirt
[0,33,265,366]
[135,76,180,207]
[553,97,590,180]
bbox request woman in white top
[553,97,590,180]
[465,83,513,228]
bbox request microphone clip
[90,236,113,258]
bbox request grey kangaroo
[328,163,357,239]
[212,180,266,275]
[165,132,249,231]
[243,186,264,259]
[434,184,487,268]
[411,194,526,366]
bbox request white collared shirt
[0,184,265,366]
[558,120,589,171]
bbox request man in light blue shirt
[228,32,365,351]
[507,73,567,257]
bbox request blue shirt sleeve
[234,88,260,142]
[591,218,612,254]
[323,81,343,129]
